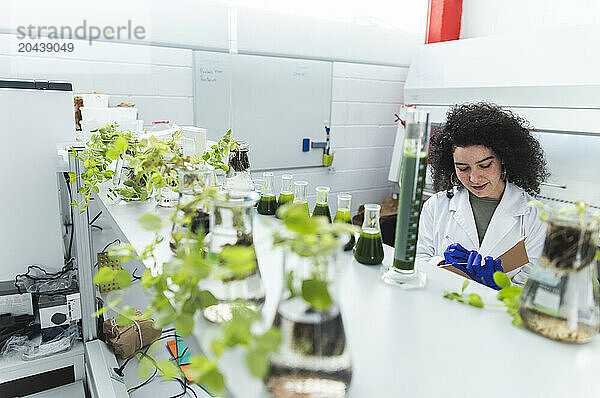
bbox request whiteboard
[194,51,332,170]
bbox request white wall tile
[334,147,394,170]
[0,55,16,77]
[92,62,157,95]
[332,78,404,103]
[333,62,409,81]
[153,65,193,96]
[331,126,397,148]
[332,102,400,126]
[14,56,95,92]
[132,96,193,125]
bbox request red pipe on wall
[425,0,462,44]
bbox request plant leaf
[301,279,332,311]
[493,271,511,289]
[114,269,132,288]
[220,246,257,278]
[246,348,269,378]
[255,328,282,353]
[138,214,163,231]
[198,290,218,309]
[175,313,194,336]
[467,294,484,308]
[461,279,469,293]
[497,286,522,301]
[93,267,116,285]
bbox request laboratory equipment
[201,191,265,323]
[519,206,600,343]
[257,172,277,215]
[334,193,355,251]
[312,186,332,222]
[169,168,212,253]
[266,243,352,397]
[354,204,384,265]
[381,109,429,289]
[293,181,310,216]
[278,174,294,207]
[225,140,254,191]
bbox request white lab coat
[415,182,547,285]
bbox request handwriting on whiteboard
[199,67,224,83]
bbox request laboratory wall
[461,0,600,38]
[0,0,418,214]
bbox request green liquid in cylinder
[334,210,355,251]
[393,152,428,270]
[354,232,384,265]
[257,195,277,215]
[312,203,332,222]
[276,193,294,219]
[294,201,310,217]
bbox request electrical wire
[63,172,75,261]
[93,239,121,268]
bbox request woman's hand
[443,243,470,265]
[463,252,504,290]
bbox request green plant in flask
[293,181,310,217]
[257,172,277,215]
[312,186,332,222]
[334,193,355,251]
[381,109,430,289]
[353,204,384,265]
[276,174,294,219]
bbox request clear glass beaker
[334,193,355,251]
[201,191,265,323]
[519,208,600,343]
[169,168,212,253]
[293,181,310,216]
[353,204,384,265]
[313,186,332,222]
[257,172,277,216]
[225,140,254,191]
[266,243,352,397]
[381,109,429,289]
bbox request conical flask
[293,181,310,216]
[169,168,212,253]
[266,240,352,397]
[312,186,332,222]
[201,191,265,323]
[257,172,277,215]
[519,205,600,343]
[334,193,355,251]
[381,109,429,289]
[353,204,384,265]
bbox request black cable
[63,172,75,261]
[127,368,157,393]
[89,211,103,226]
[14,262,77,294]
[100,239,121,253]
[131,268,143,281]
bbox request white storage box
[180,126,207,156]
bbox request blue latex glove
[443,243,471,266]
[458,251,504,290]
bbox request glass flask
[293,181,310,216]
[257,172,277,215]
[266,243,352,397]
[312,186,332,222]
[519,208,600,343]
[334,193,355,251]
[353,204,384,265]
[169,168,212,253]
[225,140,254,191]
[201,191,265,323]
[278,174,294,206]
[381,109,429,289]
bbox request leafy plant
[93,186,279,394]
[273,204,359,311]
[443,271,523,326]
[201,129,236,172]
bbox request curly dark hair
[430,103,548,198]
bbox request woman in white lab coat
[416,103,549,288]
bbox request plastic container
[79,93,109,108]
[180,126,207,156]
[80,107,110,122]
[110,107,138,123]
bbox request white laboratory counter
[93,186,600,398]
